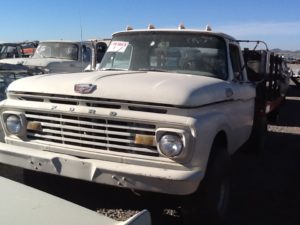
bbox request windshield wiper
[100,68,128,71]
[46,56,61,59]
[138,68,168,72]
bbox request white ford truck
[0,40,110,73]
[0,25,287,224]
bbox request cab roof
[113,28,236,42]
[39,40,91,44]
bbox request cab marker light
[126,25,133,31]
[178,23,186,30]
[205,24,212,31]
[147,24,155,29]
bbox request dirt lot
[0,79,300,225]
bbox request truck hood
[8,71,234,107]
[0,57,73,67]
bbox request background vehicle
[291,68,300,86]
[0,40,110,99]
[0,41,39,59]
[0,39,110,74]
[0,25,289,224]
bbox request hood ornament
[74,84,97,94]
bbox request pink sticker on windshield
[107,41,129,53]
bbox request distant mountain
[271,49,300,58]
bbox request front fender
[189,111,232,173]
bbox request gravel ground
[0,72,300,225]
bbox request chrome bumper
[0,142,203,195]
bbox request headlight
[5,115,22,134]
[158,134,183,157]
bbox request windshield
[0,44,23,59]
[33,42,79,60]
[99,32,228,79]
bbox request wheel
[242,116,267,155]
[181,144,231,225]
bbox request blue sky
[1,0,300,50]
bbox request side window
[96,43,107,63]
[82,46,91,62]
[229,44,242,80]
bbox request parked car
[0,39,110,74]
[0,40,110,99]
[291,68,300,86]
[0,41,39,59]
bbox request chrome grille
[25,111,158,156]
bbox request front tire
[181,145,231,225]
[243,116,267,155]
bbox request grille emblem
[110,112,117,116]
[74,84,97,94]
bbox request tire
[181,144,231,225]
[243,116,267,155]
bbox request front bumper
[0,142,203,195]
